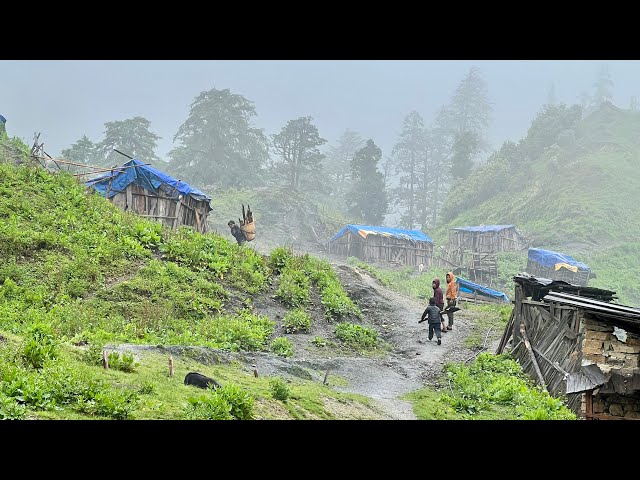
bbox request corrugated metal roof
[543,291,640,321]
[514,274,616,302]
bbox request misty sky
[1,60,638,161]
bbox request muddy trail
[115,262,494,419]
[241,264,492,419]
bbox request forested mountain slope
[433,102,640,304]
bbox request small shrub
[0,394,26,419]
[269,246,293,273]
[185,393,233,420]
[21,322,59,369]
[270,337,294,357]
[283,308,311,333]
[269,377,290,402]
[185,383,254,420]
[82,343,106,367]
[311,336,327,347]
[275,268,310,307]
[335,323,378,349]
[138,382,156,395]
[79,390,139,419]
[107,351,139,373]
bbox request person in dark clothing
[432,278,446,333]
[419,297,442,345]
[228,220,246,245]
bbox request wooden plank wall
[329,231,433,267]
[109,185,209,233]
[507,287,584,413]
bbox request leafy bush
[269,377,290,402]
[0,393,26,419]
[311,336,327,347]
[185,392,234,420]
[107,350,139,373]
[335,323,378,349]
[321,282,361,320]
[78,389,139,419]
[270,337,294,357]
[275,267,310,307]
[194,310,275,352]
[138,382,156,395]
[185,383,254,420]
[269,246,293,274]
[283,309,311,333]
[131,221,162,249]
[21,322,59,369]
[440,352,576,420]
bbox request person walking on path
[419,297,443,345]
[444,271,458,331]
[432,277,446,333]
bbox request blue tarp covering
[457,277,510,303]
[85,159,211,206]
[329,224,433,243]
[452,224,514,232]
[528,247,590,272]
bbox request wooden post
[168,355,174,377]
[126,186,133,212]
[584,390,594,420]
[173,197,183,229]
[102,349,109,370]
[520,323,547,392]
[323,367,331,385]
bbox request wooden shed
[328,224,433,268]
[447,224,528,284]
[86,159,212,233]
[448,224,528,259]
[526,247,594,287]
[497,275,640,420]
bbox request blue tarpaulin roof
[330,224,433,243]
[85,159,211,206]
[452,224,515,232]
[528,247,590,272]
[457,277,510,303]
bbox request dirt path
[114,262,487,420]
[235,265,484,419]
[325,266,479,419]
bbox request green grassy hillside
[0,151,378,419]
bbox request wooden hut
[86,159,212,233]
[526,247,593,287]
[448,224,528,259]
[497,275,640,420]
[446,224,528,284]
[328,224,433,268]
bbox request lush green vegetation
[405,353,576,420]
[0,157,374,419]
